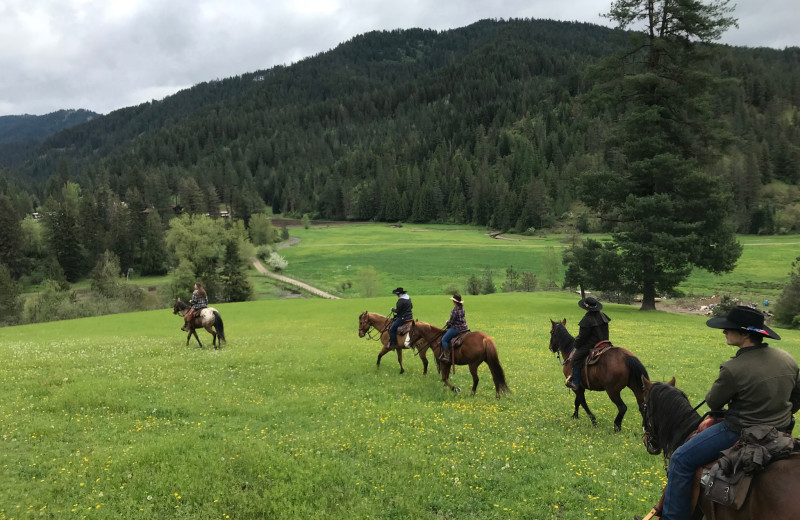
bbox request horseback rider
[566,296,611,391]
[440,293,468,363]
[181,282,208,331]
[388,287,413,350]
[635,305,800,520]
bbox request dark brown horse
[641,377,800,519]
[549,318,648,431]
[173,299,226,349]
[358,312,430,375]
[413,321,510,398]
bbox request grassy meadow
[2,292,799,519]
[278,224,800,305]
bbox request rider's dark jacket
[706,344,800,432]
[573,311,611,357]
[393,294,413,321]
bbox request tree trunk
[640,280,657,311]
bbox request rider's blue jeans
[442,328,459,350]
[389,317,403,346]
[661,421,739,520]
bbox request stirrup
[633,508,660,520]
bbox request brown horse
[412,321,510,398]
[549,318,648,431]
[173,299,226,349]
[641,377,800,519]
[358,312,430,375]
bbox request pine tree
[567,0,742,310]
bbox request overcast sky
[1,0,797,116]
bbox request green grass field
[2,292,799,519]
[279,224,799,305]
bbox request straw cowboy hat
[450,294,463,304]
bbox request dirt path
[252,241,339,299]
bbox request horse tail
[624,353,649,391]
[484,337,510,395]
[214,311,226,343]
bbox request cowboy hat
[392,287,406,295]
[578,296,602,311]
[706,305,780,340]
[450,293,463,304]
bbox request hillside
[1,19,798,234]
[0,109,99,167]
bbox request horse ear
[561,318,566,325]
[667,377,676,387]
[642,376,653,391]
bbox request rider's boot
[566,366,582,391]
[439,349,451,363]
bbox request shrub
[265,252,288,272]
[481,267,496,294]
[711,295,740,317]
[465,275,481,295]
[774,257,800,328]
[520,272,538,292]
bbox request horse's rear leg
[607,389,627,432]
[469,363,480,395]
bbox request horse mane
[552,322,575,355]
[648,383,703,458]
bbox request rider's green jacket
[706,344,800,432]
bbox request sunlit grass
[2,293,798,518]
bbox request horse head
[358,311,370,338]
[173,298,188,315]
[548,318,569,354]
[641,377,700,458]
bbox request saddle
[700,425,800,512]
[449,330,471,349]
[397,319,414,336]
[586,340,614,366]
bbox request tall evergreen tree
[566,0,742,310]
[0,195,23,277]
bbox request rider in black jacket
[388,287,413,350]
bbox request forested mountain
[0,109,99,166]
[2,18,799,234]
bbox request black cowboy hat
[392,287,406,295]
[706,305,780,340]
[578,296,602,311]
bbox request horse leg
[469,363,480,396]
[192,329,203,348]
[420,351,428,375]
[377,345,389,369]
[396,348,405,374]
[206,326,217,349]
[574,389,597,427]
[606,389,627,432]
[441,364,460,393]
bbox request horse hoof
[454,387,462,394]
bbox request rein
[550,324,574,367]
[362,313,391,342]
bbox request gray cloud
[0,0,796,116]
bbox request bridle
[641,390,707,468]
[549,322,573,366]
[359,312,389,342]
